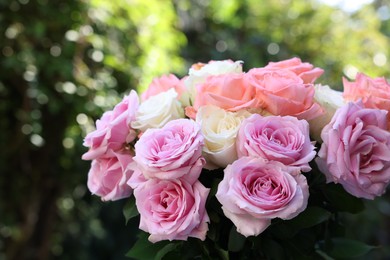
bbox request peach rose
[186,73,258,119]
[343,73,390,128]
[265,57,324,84]
[182,60,243,107]
[247,68,324,121]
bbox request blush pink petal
[133,178,209,243]
[216,157,308,237]
[133,119,205,184]
[265,57,324,84]
[87,151,134,201]
[141,74,185,101]
[221,207,271,237]
[236,114,315,172]
[82,90,139,160]
[316,101,390,199]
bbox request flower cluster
[82,58,390,247]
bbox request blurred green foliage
[0,0,389,259]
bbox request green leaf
[315,249,334,260]
[319,238,376,259]
[321,183,365,213]
[288,207,332,229]
[270,207,331,239]
[154,243,180,260]
[123,196,139,224]
[261,239,286,260]
[228,227,246,252]
[126,232,169,260]
[282,238,315,260]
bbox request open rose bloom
[82,57,390,257]
[216,157,309,237]
[316,102,390,199]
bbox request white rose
[181,60,243,107]
[132,89,184,132]
[196,105,251,169]
[309,84,345,142]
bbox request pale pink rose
[316,101,390,199]
[216,157,308,237]
[141,74,185,101]
[265,57,324,84]
[236,114,316,172]
[133,119,205,184]
[247,68,324,121]
[186,73,258,119]
[343,73,390,128]
[131,178,210,243]
[87,152,134,201]
[82,90,139,160]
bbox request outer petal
[221,207,271,237]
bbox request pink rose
[216,157,309,237]
[141,74,186,101]
[133,119,205,184]
[87,152,134,201]
[316,102,390,199]
[185,73,258,119]
[131,178,210,243]
[265,57,324,84]
[343,73,390,127]
[236,114,316,172]
[247,68,324,120]
[82,90,139,160]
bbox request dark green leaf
[305,163,327,187]
[228,227,246,252]
[270,207,331,239]
[155,243,180,260]
[261,239,286,260]
[288,207,332,229]
[269,221,296,239]
[175,238,220,260]
[281,239,315,260]
[319,238,376,259]
[126,232,169,260]
[207,242,229,260]
[123,196,139,224]
[208,211,221,224]
[315,249,334,260]
[321,184,365,213]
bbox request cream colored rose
[181,60,243,107]
[132,89,184,132]
[196,105,251,169]
[309,84,345,142]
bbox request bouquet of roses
[82,58,390,259]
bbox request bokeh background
[1,0,390,259]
